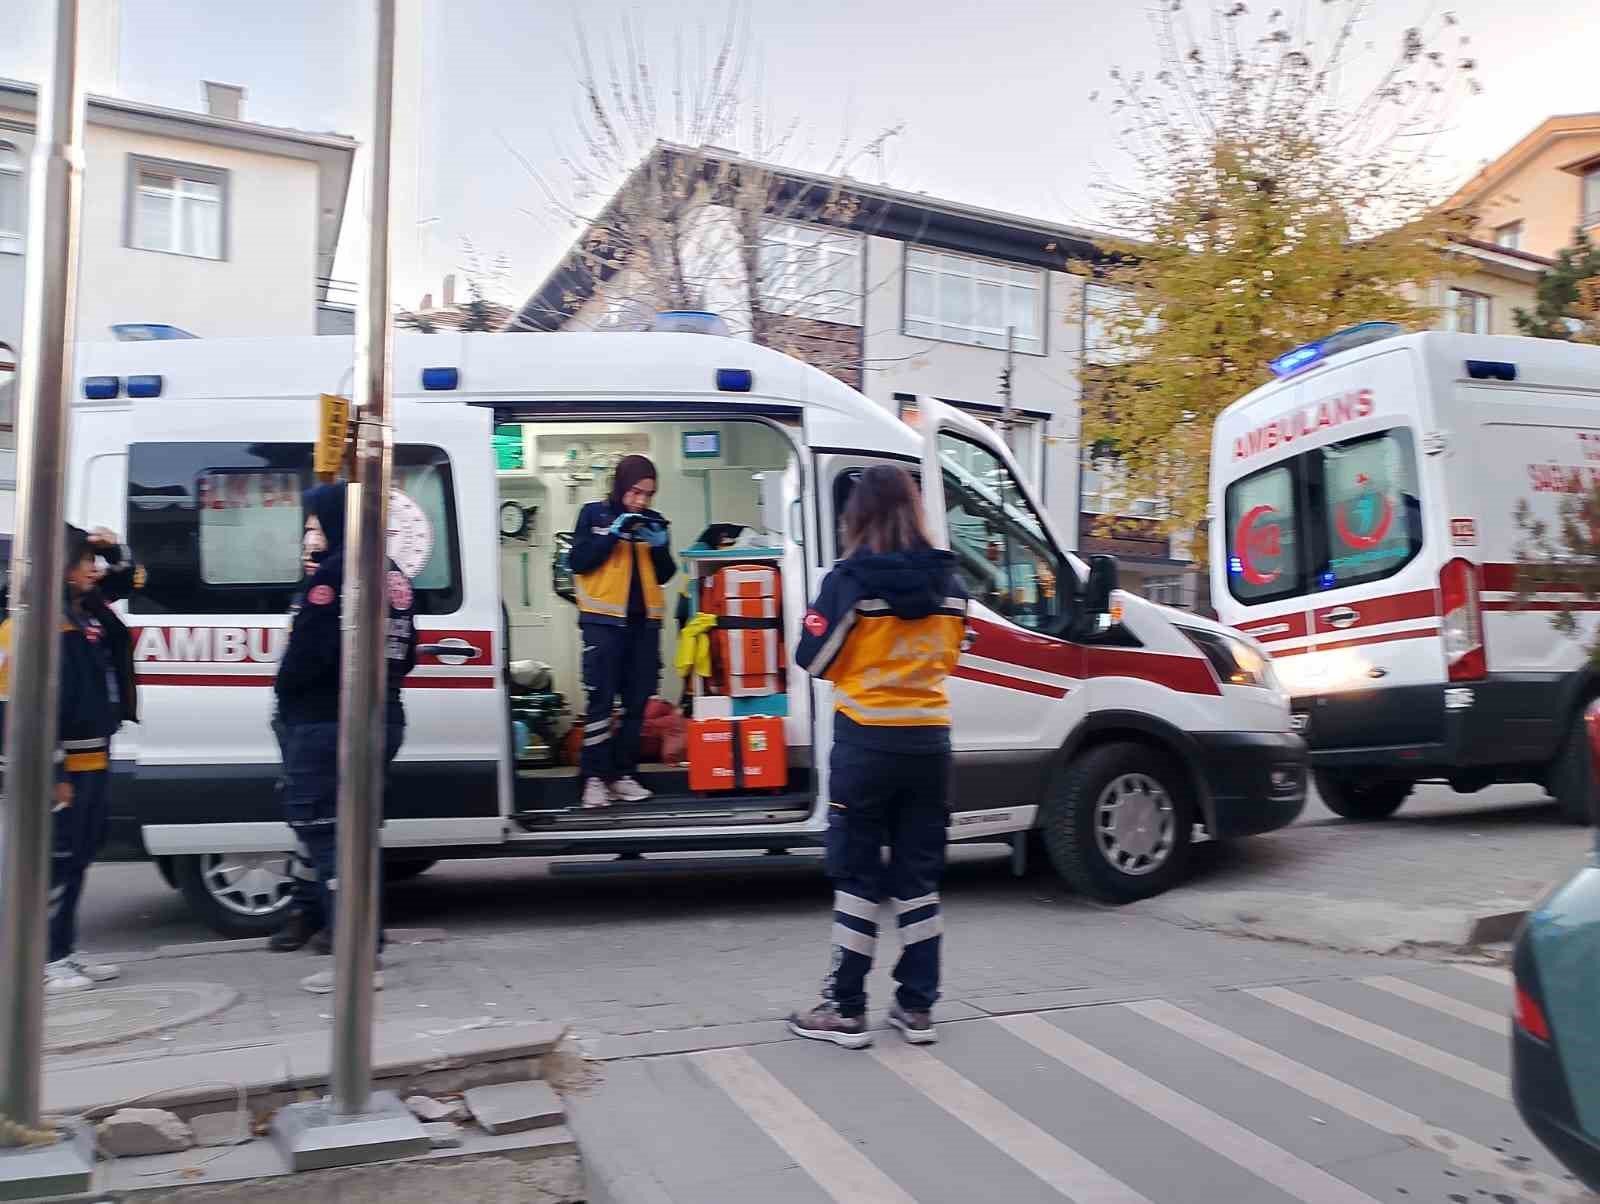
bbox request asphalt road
[77,780,1573,955]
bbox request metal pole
[331,0,397,1118]
[0,0,83,1129]
[1001,325,1017,454]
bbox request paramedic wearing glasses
[787,465,969,1049]
[569,454,676,811]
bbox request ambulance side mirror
[1079,555,1119,636]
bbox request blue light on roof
[653,310,731,336]
[421,366,458,391]
[83,376,119,400]
[127,375,163,398]
[716,368,753,393]
[1268,322,1404,379]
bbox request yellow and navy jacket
[569,501,676,628]
[0,603,122,776]
[796,549,968,752]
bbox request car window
[1319,428,1423,590]
[1225,461,1302,604]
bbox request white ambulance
[67,324,1306,934]
[1211,324,1600,822]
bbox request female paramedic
[569,454,676,810]
[787,465,969,1048]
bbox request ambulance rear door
[124,392,506,857]
[915,397,1086,832]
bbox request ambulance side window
[936,434,1065,632]
[127,441,463,616]
[1224,461,1303,604]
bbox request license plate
[1290,712,1310,734]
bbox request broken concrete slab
[465,1080,564,1135]
[423,1122,464,1149]
[405,1094,466,1122]
[96,1108,195,1157]
[189,1109,251,1148]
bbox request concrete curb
[1465,910,1528,946]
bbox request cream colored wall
[1466,132,1600,258]
[1427,267,1540,336]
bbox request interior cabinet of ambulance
[496,419,808,823]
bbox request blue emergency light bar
[716,368,753,393]
[83,376,119,399]
[127,375,163,398]
[421,366,459,391]
[653,310,731,337]
[1267,322,1404,379]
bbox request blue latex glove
[643,523,669,548]
[607,514,637,539]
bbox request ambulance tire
[1314,772,1410,820]
[1044,742,1194,904]
[385,857,438,882]
[175,853,295,939]
[1549,711,1597,826]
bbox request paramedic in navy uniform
[568,455,676,810]
[274,482,419,994]
[787,465,969,1048]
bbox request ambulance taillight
[1439,558,1486,682]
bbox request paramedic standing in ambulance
[788,465,968,1048]
[569,455,676,810]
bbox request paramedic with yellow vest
[786,465,969,1050]
[569,455,676,810]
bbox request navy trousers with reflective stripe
[579,622,660,781]
[821,740,950,1017]
[49,769,110,964]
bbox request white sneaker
[610,776,653,803]
[581,777,613,809]
[300,969,385,995]
[65,953,120,983]
[45,959,96,995]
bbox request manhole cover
[45,982,238,1053]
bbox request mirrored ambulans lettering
[1231,389,1374,461]
[133,626,288,664]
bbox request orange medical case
[701,565,783,697]
[687,716,787,792]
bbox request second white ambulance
[1211,324,1600,822]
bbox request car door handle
[1366,666,1389,679]
[1323,607,1359,629]
[419,639,483,659]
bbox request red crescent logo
[1233,505,1282,587]
[1334,493,1394,551]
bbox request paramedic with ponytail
[569,455,676,810]
[788,465,969,1048]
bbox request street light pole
[331,0,398,1118]
[0,0,83,1132]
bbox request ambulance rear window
[127,442,463,616]
[1224,463,1303,604]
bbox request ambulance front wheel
[1313,772,1411,821]
[175,852,296,939]
[1042,742,1194,903]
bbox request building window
[1081,456,1160,518]
[0,143,22,255]
[759,221,861,325]
[1586,169,1600,228]
[904,248,1042,353]
[1445,288,1490,334]
[1493,221,1523,251]
[0,342,15,429]
[127,156,227,260]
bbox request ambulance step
[512,795,811,832]
[547,851,822,877]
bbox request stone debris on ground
[421,1121,464,1149]
[188,1109,250,1148]
[464,1080,564,1135]
[404,1094,465,1123]
[95,1107,194,1157]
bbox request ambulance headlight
[1180,627,1277,690]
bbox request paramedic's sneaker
[300,969,384,995]
[44,960,96,995]
[888,1004,938,1045]
[581,777,613,809]
[64,953,120,983]
[610,776,653,803]
[787,1003,872,1049]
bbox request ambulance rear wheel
[1314,772,1410,821]
[175,852,295,939]
[1044,742,1194,903]
[1548,710,1597,825]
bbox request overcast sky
[3,1,1596,308]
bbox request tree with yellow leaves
[1082,0,1481,554]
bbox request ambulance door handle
[420,639,483,660]
[961,628,977,652]
[1367,666,1389,679]
[1324,607,1359,629]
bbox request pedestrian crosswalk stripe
[693,1048,919,1204]
[997,1014,1382,1204]
[869,1042,1154,1204]
[1362,975,1507,1033]
[1452,962,1512,987]
[1124,999,1575,1200]
[1245,986,1509,1099]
